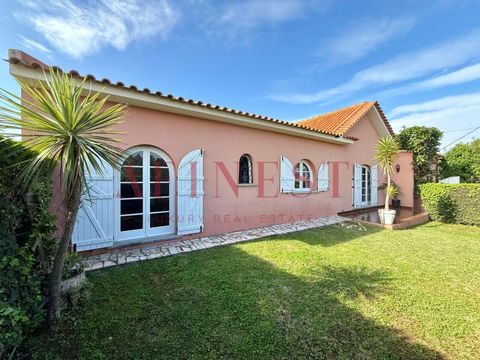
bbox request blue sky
[1,0,480,150]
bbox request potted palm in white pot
[374,137,399,225]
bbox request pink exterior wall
[111,105,409,239]
[391,151,414,208]
[38,97,414,242]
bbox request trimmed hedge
[419,183,480,226]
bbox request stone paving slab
[84,215,348,271]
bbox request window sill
[292,189,311,194]
[237,183,258,187]
[282,189,329,194]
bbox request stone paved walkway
[84,215,348,271]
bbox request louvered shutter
[370,164,378,206]
[317,161,329,192]
[177,149,204,235]
[353,163,363,208]
[280,156,295,193]
[72,160,114,251]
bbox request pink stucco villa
[9,49,413,252]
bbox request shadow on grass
[256,222,385,247]
[23,238,444,359]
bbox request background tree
[0,70,126,328]
[440,139,480,183]
[396,126,443,188]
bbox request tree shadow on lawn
[28,243,444,359]
[259,222,385,248]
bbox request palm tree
[374,136,399,212]
[0,69,126,326]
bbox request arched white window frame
[115,146,175,242]
[238,154,253,184]
[294,161,312,192]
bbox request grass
[23,222,480,359]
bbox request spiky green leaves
[0,69,127,202]
[374,136,399,176]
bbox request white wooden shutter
[353,163,363,208]
[280,156,295,193]
[178,149,204,235]
[72,160,114,251]
[370,164,378,206]
[317,161,329,192]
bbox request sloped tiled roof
[298,101,394,136]
[7,49,392,142]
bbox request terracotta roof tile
[298,101,394,136]
[8,49,392,141]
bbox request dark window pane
[121,215,143,231]
[121,199,143,215]
[150,183,169,197]
[151,212,169,227]
[150,167,169,181]
[121,166,143,182]
[239,155,252,184]
[150,198,169,212]
[121,183,143,198]
[150,153,167,167]
[123,152,142,166]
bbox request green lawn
[24,222,480,359]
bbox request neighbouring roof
[298,101,394,137]
[7,49,392,142]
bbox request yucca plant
[374,136,399,211]
[0,69,126,327]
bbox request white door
[353,163,373,208]
[72,159,114,251]
[117,147,174,242]
[177,149,204,235]
[360,165,371,207]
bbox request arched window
[239,154,253,184]
[294,161,311,191]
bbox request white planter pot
[383,209,397,225]
[377,209,385,224]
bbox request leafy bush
[0,138,56,357]
[440,139,480,183]
[419,183,480,226]
[397,126,443,191]
[62,252,85,280]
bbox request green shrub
[0,137,56,357]
[420,183,480,226]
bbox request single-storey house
[8,49,414,252]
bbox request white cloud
[19,0,179,58]
[378,63,480,98]
[389,92,480,117]
[321,17,415,64]
[207,0,323,41]
[19,35,51,54]
[388,92,480,150]
[270,28,480,104]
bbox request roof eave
[9,63,353,146]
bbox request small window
[239,154,253,184]
[294,161,311,191]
